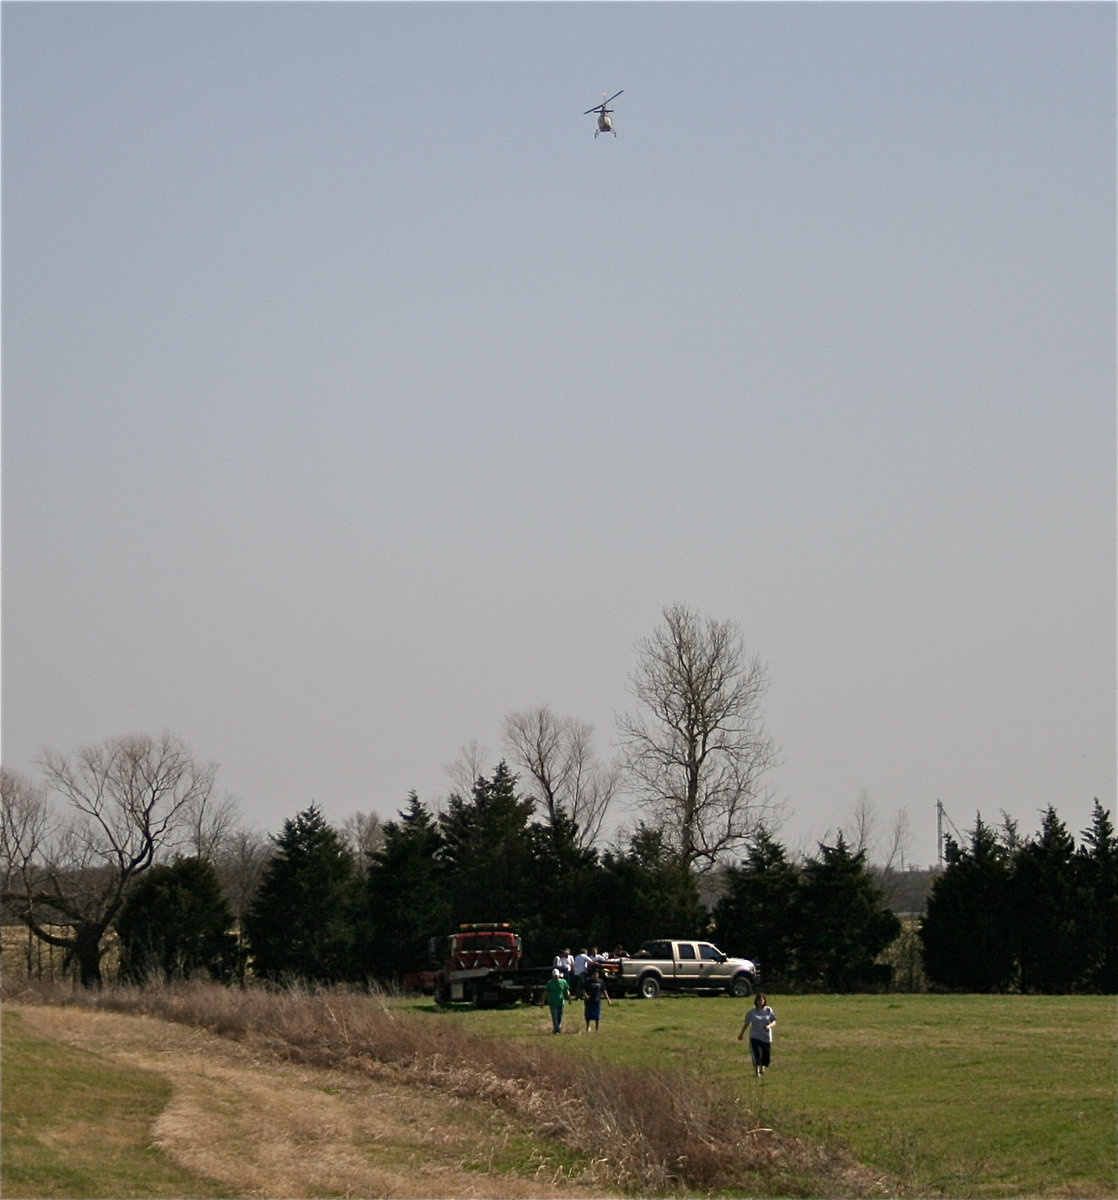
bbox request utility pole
[936,799,944,870]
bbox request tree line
[4,743,1111,992]
[919,802,1117,993]
[2,603,1112,993]
[2,604,780,984]
[0,732,900,990]
[59,767,906,993]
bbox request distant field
[418,992,1117,1198]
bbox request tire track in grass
[8,1005,612,1199]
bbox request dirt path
[10,1004,609,1199]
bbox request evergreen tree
[362,793,451,980]
[712,829,801,985]
[244,805,360,983]
[437,763,537,924]
[796,835,900,991]
[1013,806,1087,992]
[524,811,601,967]
[920,817,1016,991]
[115,856,238,983]
[1078,800,1118,992]
[596,825,707,952]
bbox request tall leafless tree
[340,810,384,876]
[0,768,54,977]
[847,790,913,874]
[844,790,921,912]
[209,825,272,979]
[618,604,780,871]
[1,732,216,986]
[181,788,242,861]
[502,705,618,848]
[443,739,490,800]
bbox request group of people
[543,946,614,1034]
[550,947,613,995]
[542,946,779,1078]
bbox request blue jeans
[549,1004,564,1033]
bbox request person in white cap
[542,968,570,1034]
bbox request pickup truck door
[697,942,727,985]
[673,942,702,984]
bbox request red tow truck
[415,922,549,1007]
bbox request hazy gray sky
[4,1,1114,869]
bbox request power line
[935,799,966,868]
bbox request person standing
[554,948,574,982]
[572,948,591,997]
[543,968,570,1034]
[738,993,777,1076]
[581,966,612,1033]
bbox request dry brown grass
[6,980,900,1197]
[10,1003,600,1198]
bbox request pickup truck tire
[729,973,755,999]
[637,974,662,999]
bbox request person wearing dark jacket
[581,967,612,1033]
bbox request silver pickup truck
[604,939,758,999]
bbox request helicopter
[584,90,623,138]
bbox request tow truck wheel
[637,974,661,1000]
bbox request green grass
[406,992,1118,1198]
[0,1009,231,1199]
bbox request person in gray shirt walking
[738,993,777,1077]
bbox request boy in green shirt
[543,969,570,1034]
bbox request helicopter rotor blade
[584,90,622,114]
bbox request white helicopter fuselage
[585,90,622,138]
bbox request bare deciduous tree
[619,603,780,871]
[1,768,51,888]
[1,768,56,977]
[848,789,879,858]
[839,790,923,912]
[1,732,216,986]
[882,807,913,875]
[340,810,384,875]
[212,825,272,974]
[181,789,242,861]
[502,705,618,848]
[845,790,912,873]
[443,739,490,800]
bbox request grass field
[1,1009,231,1198]
[419,992,1117,1198]
[2,1002,611,1200]
[3,986,1114,1197]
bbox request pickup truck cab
[606,940,758,999]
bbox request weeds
[5,980,898,1197]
